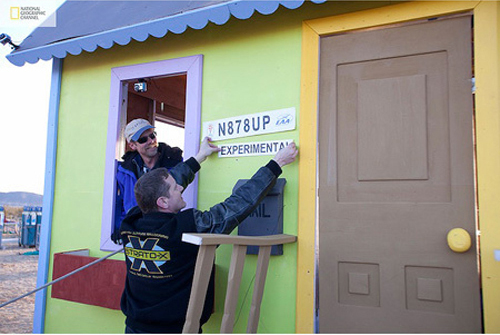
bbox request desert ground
[0,236,38,334]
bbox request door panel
[318,16,481,333]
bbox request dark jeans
[125,325,202,333]
[125,326,141,333]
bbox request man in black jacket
[120,138,298,333]
[113,118,183,243]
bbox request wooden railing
[181,233,297,333]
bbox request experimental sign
[203,107,296,141]
[219,140,293,158]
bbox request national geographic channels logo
[10,6,46,21]
[1,1,58,28]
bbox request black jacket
[120,142,183,180]
[113,143,183,242]
[120,158,282,333]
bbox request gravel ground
[0,236,38,334]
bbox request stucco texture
[43,1,348,333]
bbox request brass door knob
[447,228,472,253]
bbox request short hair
[134,168,171,213]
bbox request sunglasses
[136,131,157,144]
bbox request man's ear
[128,141,137,151]
[157,196,169,210]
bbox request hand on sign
[273,141,298,168]
[195,137,220,164]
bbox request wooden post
[182,244,217,333]
[247,245,272,333]
[220,245,247,333]
[181,233,297,333]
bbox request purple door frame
[101,55,203,251]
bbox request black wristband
[185,157,201,173]
[265,160,282,177]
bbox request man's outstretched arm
[169,137,220,189]
[193,142,298,234]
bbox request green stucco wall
[44,1,391,333]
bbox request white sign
[219,140,293,158]
[203,107,296,141]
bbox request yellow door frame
[297,1,500,333]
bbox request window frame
[100,55,203,251]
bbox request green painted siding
[45,2,391,333]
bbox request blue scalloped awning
[6,0,326,66]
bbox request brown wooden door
[318,16,482,333]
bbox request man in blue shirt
[113,119,183,243]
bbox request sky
[0,0,64,195]
[0,0,187,195]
